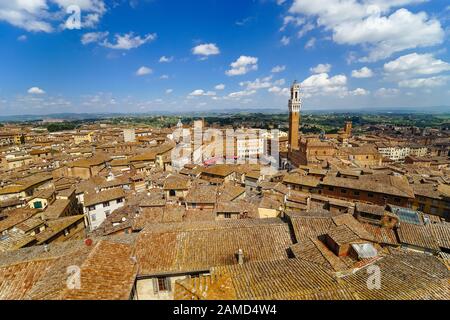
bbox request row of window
[88,198,124,211]
[327,186,402,203]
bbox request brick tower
[288,81,302,152]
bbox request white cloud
[0,0,106,32]
[398,76,449,88]
[81,31,108,45]
[301,73,348,98]
[160,74,169,80]
[288,0,444,61]
[310,63,331,74]
[165,89,173,94]
[240,76,273,90]
[159,56,174,63]
[227,90,256,99]
[28,87,46,95]
[305,37,316,49]
[53,0,105,12]
[17,35,27,41]
[136,66,152,76]
[239,76,286,93]
[297,22,315,38]
[0,1,52,32]
[280,15,305,31]
[280,36,291,46]
[189,89,216,97]
[101,32,157,50]
[350,88,370,96]
[225,56,258,76]
[384,53,450,78]
[352,67,374,78]
[268,86,290,96]
[192,43,220,56]
[215,84,225,90]
[271,65,286,73]
[375,87,400,97]
[236,17,254,26]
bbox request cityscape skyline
[1,0,450,115]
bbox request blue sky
[0,0,449,115]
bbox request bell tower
[288,81,301,151]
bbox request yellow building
[73,132,94,145]
[410,184,450,220]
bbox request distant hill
[0,106,449,122]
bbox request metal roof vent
[236,249,244,265]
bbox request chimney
[237,249,244,265]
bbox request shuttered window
[153,277,171,293]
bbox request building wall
[135,275,194,300]
[216,212,240,220]
[258,207,279,219]
[410,196,450,220]
[28,197,49,209]
[165,189,188,201]
[378,147,410,161]
[187,203,214,210]
[321,186,409,207]
[67,167,91,180]
[351,154,382,167]
[84,198,125,230]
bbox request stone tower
[344,121,352,137]
[288,81,302,151]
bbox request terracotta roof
[0,258,57,299]
[283,174,321,188]
[340,250,450,299]
[287,213,374,243]
[290,238,349,272]
[185,185,217,204]
[0,174,53,195]
[322,174,414,198]
[397,222,441,252]
[361,223,399,246]
[201,164,236,177]
[212,258,356,300]
[135,219,293,275]
[43,199,70,220]
[163,175,190,190]
[412,183,448,200]
[0,208,39,233]
[35,215,85,244]
[68,154,109,168]
[356,202,386,216]
[217,184,245,202]
[429,223,450,250]
[84,188,125,207]
[62,241,137,300]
